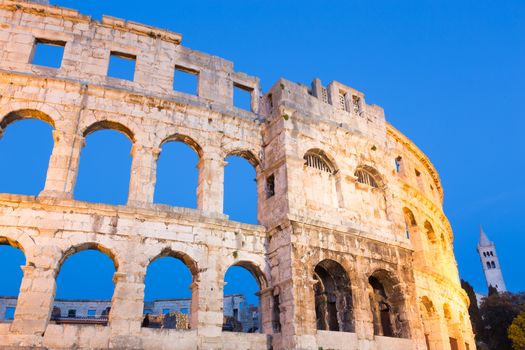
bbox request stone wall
[0,1,474,349]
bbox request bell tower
[477,227,507,292]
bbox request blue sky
[0,0,524,308]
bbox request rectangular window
[233,308,239,319]
[321,87,328,103]
[107,51,136,81]
[338,91,347,111]
[233,83,253,111]
[31,38,66,68]
[449,337,459,350]
[173,65,199,95]
[87,309,96,317]
[352,95,361,113]
[68,309,76,318]
[5,306,15,320]
[162,308,170,315]
[395,157,402,173]
[268,93,273,108]
[266,174,275,198]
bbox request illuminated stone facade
[0,1,474,349]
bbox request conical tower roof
[478,226,493,247]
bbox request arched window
[142,251,196,330]
[304,150,335,174]
[223,263,264,333]
[368,270,409,338]
[313,260,354,332]
[491,261,496,269]
[443,303,452,320]
[402,208,417,239]
[0,239,26,322]
[75,127,133,205]
[154,139,200,208]
[486,261,491,269]
[424,221,437,243]
[54,246,117,325]
[0,116,53,195]
[355,167,380,188]
[224,154,258,224]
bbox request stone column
[39,131,84,199]
[108,271,145,349]
[127,144,161,207]
[424,316,449,350]
[258,287,273,334]
[195,248,224,349]
[197,154,225,216]
[10,265,55,335]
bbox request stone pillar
[10,265,55,335]
[39,131,84,199]
[127,144,161,207]
[197,154,225,215]
[108,271,145,349]
[258,287,273,334]
[195,249,224,349]
[424,317,449,350]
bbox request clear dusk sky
[0,0,523,301]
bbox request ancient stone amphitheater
[0,1,475,349]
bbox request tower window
[355,168,379,188]
[266,174,275,198]
[304,152,334,174]
[491,261,496,268]
[338,91,348,111]
[486,261,491,269]
[352,95,361,114]
[321,87,328,103]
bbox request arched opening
[0,238,26,322]
[53,246,117,325]
[224,154,258,224]
[0,114,54,195]
[424,221,437,244]
[353,165,388,222]
[368,270,409,338]
[74,126,133,205]
[419,296,440,349]
[223,263,264,333]
[402,207,417,239]
[142,251,196,330]
[154,139,200,208]
[302,149,342,211]
[313,260,354,332]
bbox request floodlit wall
[0,1,474,349]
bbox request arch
[354,165,384,188]
[82,120,135,142]
[443,303,452,320]
[142,248,197,330]
[0,115,54,196]
[57,242,119,275]
[224,154,258,224]
[420,296,436,318]
[313,259,354,332]
[53,243,118,325]
[368,269,409,338]
[223,261,266,333]
[226,149,260,168]
[0,109,55,130]
[154,138,201,208]
[160,134,203,158]
[303,148,337,174]
[74,126,133,204]
[403,208,417,227]
[424,221,437,243]
[0,236,26,322]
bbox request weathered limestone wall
[0,1,474,349]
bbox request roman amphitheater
[0,1,475,349]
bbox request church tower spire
[477,227,507,292]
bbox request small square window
[108,51,136,81]
[233,83,252,111]
[87,309,96,317]
[5,306,15,320]
[162,308,170,315]
[31,39,65,68]
[68,309,76,318]
[173,66,198,95]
